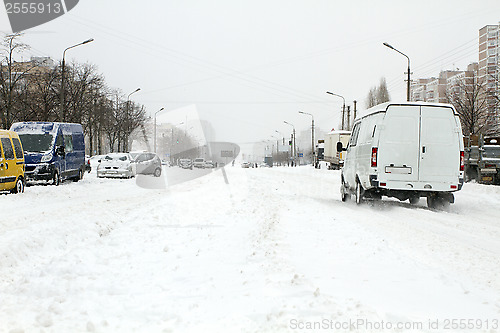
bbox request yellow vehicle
[0,130,25,194]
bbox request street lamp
[154,107,165,153]
[125,88,141,152]
[299,111,315,166]
[60,38,94,121]
[170,122,184,164]
[284,121,296,166]
[326,91,346,130]
[383,42,411,101]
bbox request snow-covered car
[179,158,193,169]
[132,152,162,177]
[204,160,214,168]
[193,157,205,168]
[241,162,251,168]
[97,153,134,178]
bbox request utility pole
[353,100,357,122]
[298,111,315,165]
[346,106,351,131]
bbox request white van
[341,102,464,208]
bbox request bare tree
[446,77,491,136]
[366,77,390,108]
[0,33,37,129]
[377,77,390,104]
[18,65,60,121]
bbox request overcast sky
[1,0,500,145]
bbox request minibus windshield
[18,134,54,153]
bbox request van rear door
[419,106,460,182]
[377,105,420,182]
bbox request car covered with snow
[97,153,135,178]
[179,158,193,169]
[241,162,251,168]
[193,158,205,168]
[131,152,162,177]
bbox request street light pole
[60,38,94,121]
[326,91,346,130]
[284,121,296,166]
[154,107,164,153]
[125,88,141,152]
[170,122,184,165]
[299,111,315,166]
[383,42,411,101]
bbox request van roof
[355,101,458,121]
[10,121,83,134]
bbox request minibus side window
[64,135,74,153]
[1,138,15,160]
[12,138,23,159]
[349,123,361,147]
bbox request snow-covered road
[1,165,500,332]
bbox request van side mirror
[336,141,343,152]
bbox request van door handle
[5,162,8,169]
[422,146,426,153]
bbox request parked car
[241,162,251,168]
[132,152,162,177]
[204,160,214,168]
[11,122,86,185]
[85,155,91,173]
[179,158,193,169]
[97,153,135,178]
[341,102,464,209]
[0,129,25,194]
[193,157,205,168]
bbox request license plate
[385,166,412,174]
[482,176,493,182]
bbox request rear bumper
[97,169,133,178]
[369,175,463,192]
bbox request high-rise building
[479,24,500,131]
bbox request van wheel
[355,181,364,205]
[52,171,60,186]
[12,178,24,194]
[409,195,420,205]
[340,177,350,202]
[73,169,83,182]
[427,194,449,209]
[154,167,162,177]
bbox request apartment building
[479,24,499,129]
[409,70,463,103]
[446,63,478,98]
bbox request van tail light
[460,151,464,171]
[371,147,378,167]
